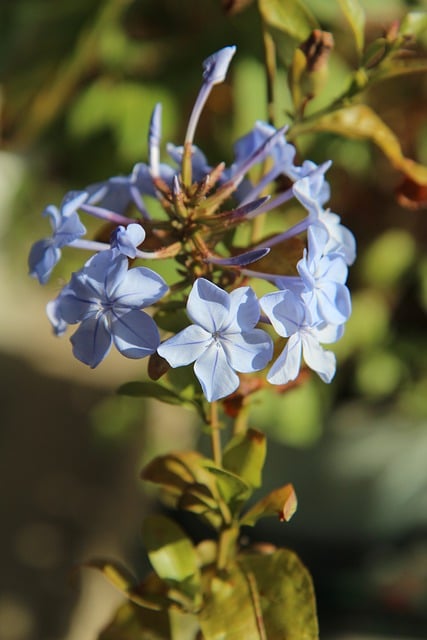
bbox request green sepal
[222,428,266,489]
[142,514,202,608]
[240,483,297,527]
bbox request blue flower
[157,278,273,401]
[110,223,146,258]
[260,289,344,385]
[28,192,88,284]
[54,250,168,367]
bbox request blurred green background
[1,0,427,638]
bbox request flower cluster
[29,46,355,401]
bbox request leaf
[258,0,318,41]
[222,428,266,489]
[198,565,261,640]
[84,559,168,611]
[240,483,297,527]
[258,0,319,68]
[203,463,252,516]
[118,381,206,419]
[239,548,319,640]
[337,0,365,56]
[248,236,305,276]
[142,514,201,604]
[302,104,427,185]
[98,601,171,640]
[399,11,427,39]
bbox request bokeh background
[1,0,427,639]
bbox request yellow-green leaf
[239,548,319,640]
[198,565,260,640]
[142,515,201,602]
[337,0,365,56]
[240,483,297,527]
[222,428,267,489]
[300,104,427,185]
[258,0,318,40]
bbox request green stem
[210,401,222,466]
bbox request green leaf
[84,559,168,611]
[258,0,318,41]
[142,514,201,603]
[300,104,427,185]
[337,0,365,56]
[239,548,319,639]
[258,0,318,68]
[240,483,297,527]
[399,11,427,39]
[203,463,252,516]
[198,565,261,640]
[222,428,266,489]
[118,380,206,420]
[98,601,170,640]
[99,600,200,640]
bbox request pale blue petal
[225,286,260,332]
[194,342,239,401]
[28,240,60,284]
[301,333,336,383]
[111,310,160,358]
[111,223,145,258]
[267,334,302,385]
[187,278,229,333]
[70,316,112,368]
[202,46,236,85]
[158,325,211,367]
[221,330,273,373]
[260,290,305,337]
[112,267,168,309]
[58,291,99,323]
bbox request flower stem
[210,401,222,466]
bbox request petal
[187,278,229,333]
[111,310,160,359]
[59,291,99,323]
[267,334,302,385]
[28,240,60,284]
[194,342,240,402]
[221,329,273,373]
[55,211,86,247]
[70,316,112,368]
[260,290,305,337]
[224,286,260,331]
[158,325,211,367]
[301,333,336,383]
[202,46,236,86]
[112,266,168,309]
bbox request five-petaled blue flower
[55,250,168,367]
[158,278,273,401]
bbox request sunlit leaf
[300,104,427,185]
[337,0,365,56]
[239,548,318,639]
[240,483,297,526]
[142,514,201,604]
[258,0,318,40]
[99,601,170,640]
[198,565,260,640]
[258,0,318,68]
[399,11,427,39]
[203,463,252,516]
[222,428,266,488]
[84,559,168,611]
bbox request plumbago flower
[158,279,273,401]
[29,45,356,398]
